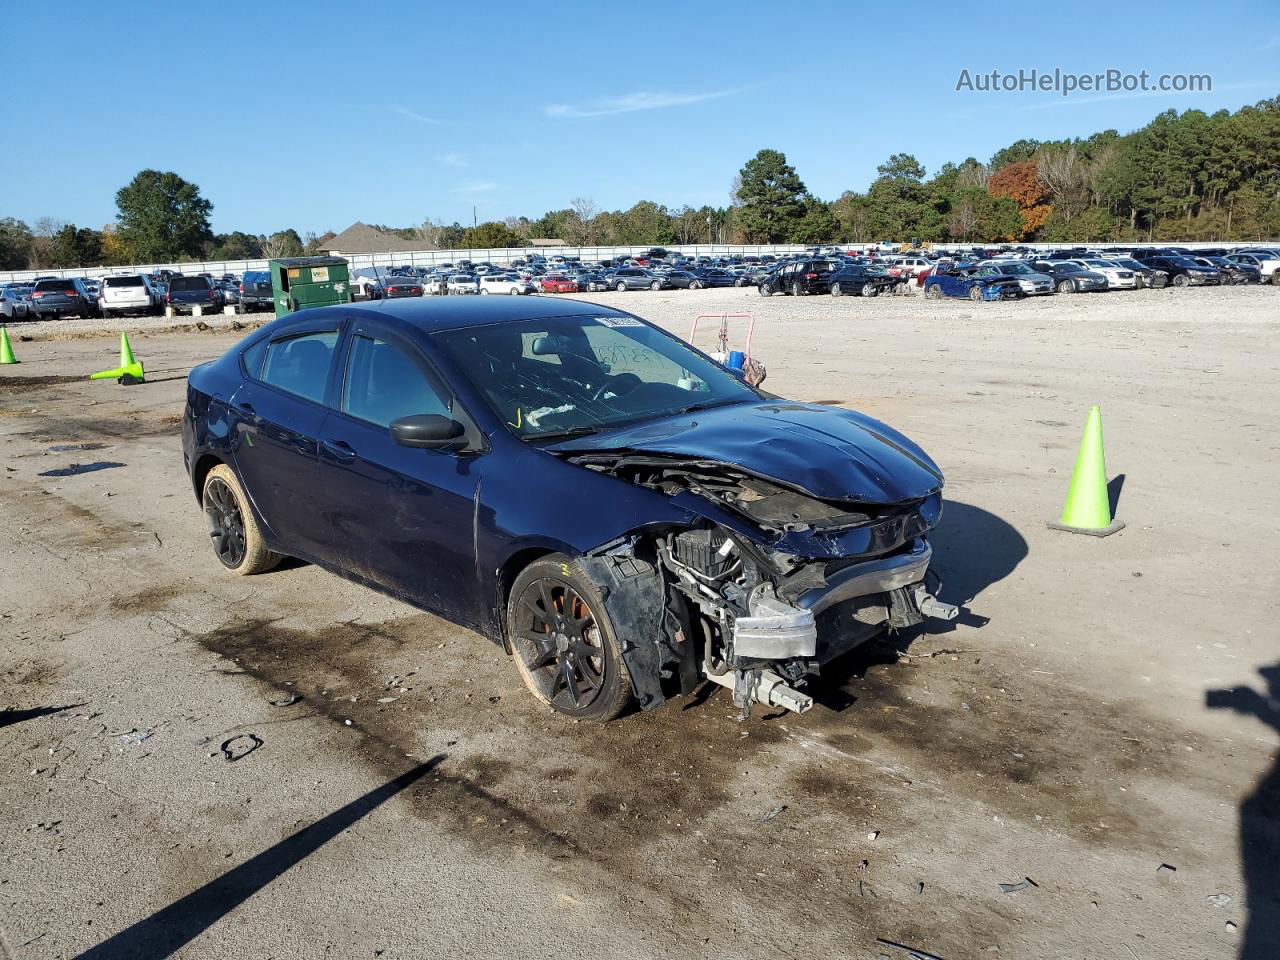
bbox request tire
[479,287,489,294]
[202,464,281,575]
[506,554,633,721]
[925,284,943,300]
[968,285,983,302]
[1056,280,1074,294]
[691,280,702,290]
[791,282,803,297]
[862,282,878,298]
[758,284,773,297]
[830,283,843,297]
[1172,274,1189,287]
[650,280,661,291]
[1270,273,1280,285]
[509,286,521,295]
[616,281,627,292]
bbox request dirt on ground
[1,285,1277,960]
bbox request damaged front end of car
[562,450,957,717]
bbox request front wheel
[968,285,983,302]
[615,281,627,292]
[650,280,661,291]
[758,284,773,297]
[506,555,633,721]
[1172,274,1189,287]
[925,284,943,299]
[202,464,281,575]
[791,282,803,297]
[1056,280,1075,294]
[862,282,879,298]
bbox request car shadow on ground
[0,704,83,729]
[73,757,443,960]
[920,499,1028,634]
[1207,664,1280,958]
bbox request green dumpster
[268,256,352,317]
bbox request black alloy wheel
[204,476,246,568]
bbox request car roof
[330,295,628,332]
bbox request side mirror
[390,414,466,450]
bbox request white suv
[479,274,535,295]
[99,274,157,316]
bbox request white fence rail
[2,239,1275,284]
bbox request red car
[540,275,579,294]
[383,278,424,298]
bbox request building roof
[321,222,419,255]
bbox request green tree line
[2,97,1276,271]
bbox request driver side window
[341,335,450,428]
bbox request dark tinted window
[34,279,75,291]
[105,276,145,287]
[169,276,212,292]
[260,331,339,404]
[342,335,448,427]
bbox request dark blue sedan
[183,298,953,721]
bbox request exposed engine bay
[569,452,958,716]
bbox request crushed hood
[548,401,943,504]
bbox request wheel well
[191,453,224,501]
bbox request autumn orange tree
[988,162,1052,239]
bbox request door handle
[233,402,256,417]
[322,438,357,462]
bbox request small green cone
[1048,405,1124,537]
[89,334,144,383]
[0,326,17,364]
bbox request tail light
[32,290,45,298]
[804,273,817,280]
[239,283,245,293]
[166,292,172,303]
[65,289,77,297]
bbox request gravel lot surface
[1,285,1277,959]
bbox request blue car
[923,266,1024,302]
[183,298,952,721]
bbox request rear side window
[341,335,448,427]
[260,331,339,404]
[242,338,269,378]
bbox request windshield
[991,262,1034,275]
[434,314,759,441]
[1168,257,1203,268]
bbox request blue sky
[2,0,1277,236]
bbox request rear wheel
[507,555,632,721]
[830,283,843,297]
[479,287,489,294]
[758,284,773,297]
[791,282,803,297]
[202,464,280,575]
[925,284,943,300]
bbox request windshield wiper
[528,425,612,443]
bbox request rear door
[230,324,343,559]
[314,322,484,624]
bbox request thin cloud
[388,105,445,125]
[544,88,741,119]
[454,180,496,194]
[436,151,469,167]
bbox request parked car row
[0,268,279,322]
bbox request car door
[314,322,485,625]
[230,325,343,559]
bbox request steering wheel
[591,372,643,402]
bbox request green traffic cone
[89,331,144,384]
[0,326,16,364]
[119,331,136,367]
[1048,405,1124,537]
